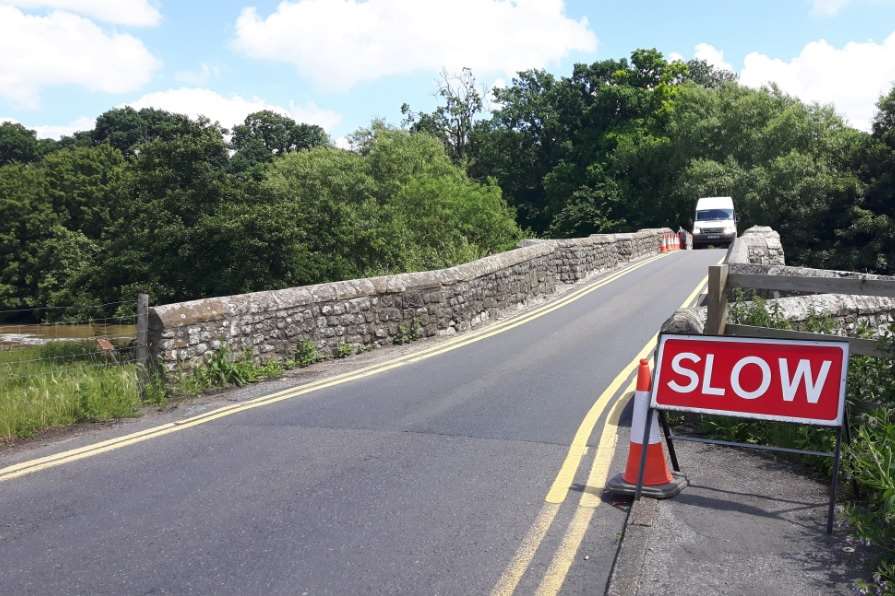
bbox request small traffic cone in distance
[660,234,667,253]
[606,359,687,499]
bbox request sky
[2,0,895,142]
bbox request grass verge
[0,343,141,443]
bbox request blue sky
[2,0,895,140]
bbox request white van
[692,196,737,248]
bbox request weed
[336,342,353,358]
[174,348,285,396]
[295,339,319,367]
[394,320,423,345]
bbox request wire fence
[0,297,149,389]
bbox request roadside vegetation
[0,342,141,442]
[688,296,895,593]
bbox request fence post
[136,293,149,400]
[706,264,729,336]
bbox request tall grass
[0,343,141,442]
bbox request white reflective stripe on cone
[630,389,662,445]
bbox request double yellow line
[0,253,669,483]
[491,270,711,596]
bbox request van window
[696,209,733,221]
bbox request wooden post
[136,293,149,400]
[706,264,729,336]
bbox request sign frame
[650,333,849,427]
[633,332,852,535]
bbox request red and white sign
[651,334,849,426]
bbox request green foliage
[38,340,100,363]
[394,321,422,345]
[0,121,43,166]
[175,348,284,396]
[335,342,353,359]
[230,110,328,172]
[463,49,880,273]
[848,409,895,553]
[294,340,319,367]
[0,346,140,441]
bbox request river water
[0,323,136,349]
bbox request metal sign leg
[634,408,655,501]
[827,426,843,535]
[658,411,680,472]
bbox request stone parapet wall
[726,226,785,266]
[666,225,895,340]
[151,228,671,374]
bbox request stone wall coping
[662,293,895,336]
[152,228,671,329]
[728,263,895,282]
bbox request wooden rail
[705,264,894,358]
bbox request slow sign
[651,334,849,426]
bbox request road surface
[0,249,723,595]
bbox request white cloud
[4,0,161,26]
[811,0,850,15]
[668,51,685,62]
[233,0,597,89]
[33,116,96,138]
[174,63,222,86]
[0,6,160,108]
[694,43,732,72]
[126,87,342,132]
[0,115,95,139]
[740,32,895,130]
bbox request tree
[401,68,484,165]
[230,110,328,172]
[835,86,895,271]
[261,126,521,281]
[92,107,199,157]
[41,144,126,238]
[0,122,40,166]
[684,59,737,88]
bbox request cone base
[605,471,688,500]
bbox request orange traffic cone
[606,359,687,498]
[660,234,668,253]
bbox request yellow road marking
[535,389,631,596]
[0,253,668,483]
[544,342,655,504]
[488,265,714,595]
[545,266,712,505]
[490,503,561,596]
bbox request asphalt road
[1,249,723,595]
